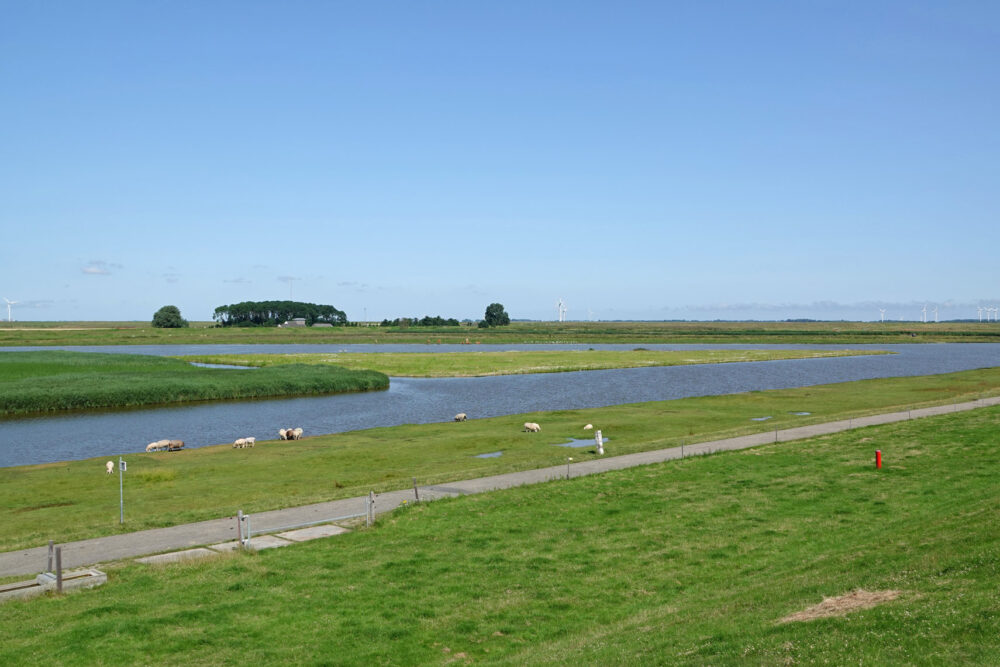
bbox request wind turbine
[878,308,886,323]
[921,304,927,323]
[978,306,984,322]
[933,307,938,323]
[556,299,567,322]
[3,298,16,323]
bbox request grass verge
[1,366,998,552]
[0,351,388,417]
[177,348,888,377]
[0,406,997,664]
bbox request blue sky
[2,1,998,322]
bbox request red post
[876,450,882,469]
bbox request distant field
[2,366,998,553]
[1,320,998,344]
[179,348,889,377]
[0,351,388,417]
[0,404,997,664]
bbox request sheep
[523,422,541,433]
[146,439,170,452]
[279,428,288,440]
[245,437,255,448]
[583,424,593,430]
[291,427,303,440]
[233,438,247,448]
[106,460,114,474]
[167,439,185,451]
[454,413,467,422]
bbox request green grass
[0,351,388,416]
[2,366,999,553]
[177,348,888,377]
[1,406,998,664]
[1,319,999,344]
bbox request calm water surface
[1,343,998,467]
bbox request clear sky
[2,1,998,323]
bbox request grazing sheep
[291,427,304,440]
[106,460,114,475]
[454,413,467,422]
[583,424,593,430]
[167,440,185,451]
[523,422,541,433]
[233,438,247,448]
[279,428,288,440]
[245,437,255,447]
[146,439,170,452]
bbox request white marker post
[595,430,604,455]
[119,457,127,524]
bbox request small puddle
[189,362,257,370]
[555,438,610,448]
[750,416,772,421]
[475,451,503,458]
[790,411,811,416]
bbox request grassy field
[177,348,888,377]
[1,319,999,344]
[0,406,997,664]
[2,366,999,554]
[0,351,388,417]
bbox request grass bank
[1,319,999,345]
[0,351,388,417]
[178,348,888,377]
[1,407,998,664]
[2,366,999,552]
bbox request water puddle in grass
[475,451,503,458]
[189,362,257,370]
[790,411,811,416]
[751,416,772,421]
[555,438,610,448]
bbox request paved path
[3,397,997,578]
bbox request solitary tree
[483,302,510,327]
[152,305,189,328]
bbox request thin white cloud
[82,260,122,276]
[224,277,252,284]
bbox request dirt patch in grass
[779,589,902,623]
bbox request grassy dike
[2,367,999,554]
[0,404,998,664]
[178,348,887,377]
[0,351,388,416]
[2,319,999,344]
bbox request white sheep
[233,438,247,448]
[279,428,288,440]
[146,439,170,452]
[583,424,593,430]
[292,427,303,440]
[454,413,467,422]
[167,440,184,451]
[105,460,114,475]
[245,437,255,447]
[523,422,541,433]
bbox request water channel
[1,343,998,468]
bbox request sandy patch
[779,589,902,623]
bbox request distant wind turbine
[978,306,983,322]
[933,307,938,323]
[921,304,927,323]
[556,299,567,322]
[3,297,16,323]
[878,308,886,323]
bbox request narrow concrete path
[2,396,997,578]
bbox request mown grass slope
[0,407,997,664]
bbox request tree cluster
[479,302,510,328]
[152,305,189,328]
[213,301,348,327]
[380,315,461,328]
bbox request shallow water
[1,343,998,468]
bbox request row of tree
[212,301,348,327]
[379,315,462,327]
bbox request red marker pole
[875,450,882,469]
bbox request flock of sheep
[455,413,596,435]
[145,439,185,452]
